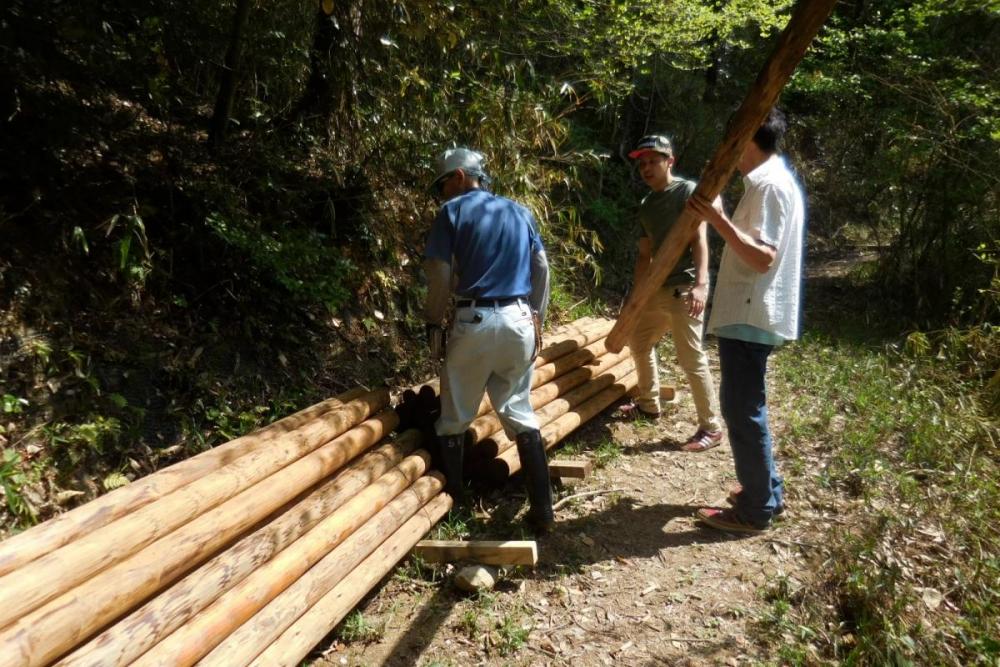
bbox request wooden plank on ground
[413,540,538,566]
[549,460,592,479]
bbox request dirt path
[313,341,833,667]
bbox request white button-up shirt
[708,154,805,341]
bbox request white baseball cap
[431,148,491,191]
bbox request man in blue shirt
[424,148,554,532]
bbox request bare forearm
[692,223,709,286]
[686,198,774,274]
[713,219,775,273]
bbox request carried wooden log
[56,431,423,667]
[0,386,377,578]
[0,410,399,667]
[414,540,538,566]
[247,492,453,667]
[605,0,839,353]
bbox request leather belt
[455,297,526,308]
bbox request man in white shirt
[686,108,805,532]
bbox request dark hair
[752,108,787,154]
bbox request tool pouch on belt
[531,310,543,361]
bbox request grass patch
[430,507,474,540]
[335,610,385,644]
[759,317,999,665]
[393,553,446,585]
[592,437,623,468]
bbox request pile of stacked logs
[0,390,448,667]
[0,317,635,666]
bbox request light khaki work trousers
[628,286,722,432]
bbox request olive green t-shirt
[637,176,697,287]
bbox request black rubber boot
[438,433,466,503]
[515,429,555,534]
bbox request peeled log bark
[131,454,434,667]
[531,339,607,388]
[471,353,634,463]
[534,319,611,368]
[0,387,371,577]
[55,430,424,667]
[0,410,399,667]
[199,473,446,667]
[605,0,838,353]
[487,370,639,482]
[248,492,453,667]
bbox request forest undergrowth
[757,262,999,665]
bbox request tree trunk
[208,0,253,148]
[291,4,337,121]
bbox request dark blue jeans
[717,336,784,528]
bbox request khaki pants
[628,286,722,432]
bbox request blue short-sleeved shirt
[424,189,543,299]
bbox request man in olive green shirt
[620,135,723,452]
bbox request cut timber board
[413,540,538,566]
[549,460,592,479]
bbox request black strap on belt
[455,297,526,308]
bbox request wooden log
[469,352,634,462]
[0,411,400,667]
[130,460,437,667]
[55,430,424,667]
[549,460,592,479]
[478,354,635,462]
[487,370,639,482]
[533,318,612,368]
[194,473,446,667]
[413,540,537,566]
[247,492,452,667]
[466,348,631,444]
[0,387,376,577]
[531,338,607,389]
[604,0,838,353]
